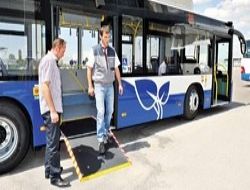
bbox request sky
[193,0,250,57]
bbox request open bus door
[52,7,101,121]
[213,39,232,105]
[212,29,246,106]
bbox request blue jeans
[94,83,114,143]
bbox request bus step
[62,103,96,122]
[63,91,94,106]
[60,118,131,182]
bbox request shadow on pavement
[122,141,151,153]
[242,84,250,88]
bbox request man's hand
[88,86,95,96]
[118,84,123,95]
[50,111,59,123]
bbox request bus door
[213,39,231,105]
[54,8,102,121]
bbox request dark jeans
[42,112,61,179]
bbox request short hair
[52,38,66,49]
[99,25,110,36]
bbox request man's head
[52,38,66,60]
[99,25,110,48]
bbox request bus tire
[183,85,199,120]
[0,102,30,174]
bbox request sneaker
[99,142,106,154]
[50,176,70,187]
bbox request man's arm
[87,66,94,96]
[115,67,123,95]
[114,50,123,95]
[86,48,95,96]
[41,81,59,123]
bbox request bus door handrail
[213,63,218,103]
[217,63,229,97]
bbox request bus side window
[0,58,8,77]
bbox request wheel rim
[189,89,199,112]
[0,116,18,162]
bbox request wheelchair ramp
[60,118,131,182]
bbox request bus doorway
[213,40,232,105]
[54,8,103,121]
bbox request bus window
[122,36,133,73]
[0,21,45,77]
[82,29,99,66]
[58,10,101,93]
[217,42,229,74]
[147,22,183,75]
[59,27,78,68]
[122,15,143,74]
[181,27,211,75]
[58,12,101,69]
[147,36,160,74]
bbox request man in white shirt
[39,38,70,187]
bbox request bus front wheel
[184,85,200,120]
[0,102,30,174]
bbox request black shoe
[107,134,114,144]
[99,142,106,154]
[45,167,63,179]
[50,176,70,187]
[45,172,49,179]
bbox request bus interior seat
[217,70,223,77]
[150,56,159,73]
[194,67,201,74]
[166,50,182,75]
[134,65,143,73]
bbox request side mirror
[228,28,246,55]
[240,38,246,55]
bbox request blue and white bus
[241,40,250,81]
[0,0,246,173]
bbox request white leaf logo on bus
[133,79,170,120]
